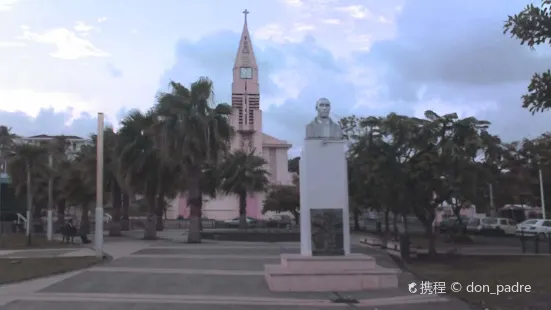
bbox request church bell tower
[231,9,262,155]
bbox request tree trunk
[426,225,437,256]
[187,168,202,243]
[353,207,360,231]
[291,211,300,225]
[384,208,390,236]
[392,213,399,240]
[121,193,130,231]
[155,189,165,231]
[238,192,247,229]
[109,183,122,237]
[402,214,409,235]
[26,163,32,246]
[143,212,157,240]
[80,203,90,234]
[56,199,66,231]
[143,194,157,240]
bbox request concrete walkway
[0,236,473,309]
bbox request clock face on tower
[240,67,252,79]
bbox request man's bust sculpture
[305,98,343,140]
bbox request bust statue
[305,98,343,140]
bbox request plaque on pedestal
[310,209,344,256]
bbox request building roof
[233,10,258,69]
[262,133,291,148]
[26,134,85,140]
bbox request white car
[466,218,483,234]
[480,217,517,235]
[516,219,551,238]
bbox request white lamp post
[95,113,104,258]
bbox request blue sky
[0,0,549,154]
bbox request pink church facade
[169,11,293,221]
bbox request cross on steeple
[243,9,249,23]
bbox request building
[169,11,293,220]
[16,134,90,160]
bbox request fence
[519,232,551,254]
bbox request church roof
[233,9,258,69]
[262,133,291,149]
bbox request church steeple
[233,9,258,70]
[231,9,261,151]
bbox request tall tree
[504,0,551,113]
[219,150,270,228]
[154,78,233,243]
[263,184,300,224]
[7,144,48,246]
[118,109,159,239]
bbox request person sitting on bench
[60,220,77,243]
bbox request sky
[0,0,549,155]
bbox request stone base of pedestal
[264,254,399,292]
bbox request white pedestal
[299,138,350,256]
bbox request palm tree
[0,126,16,158]
[58,153,95,234]
[118,109,159,239]
[7,144,48,245]
[46,136,69,237]
[154,78,233,243]
[102,128,124,236]
[219,150,270,229]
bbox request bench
[60,225,78,243]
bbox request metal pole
[489,183,495,216]
[95,113,104,258]
[539,168,546,219]
[47,154,53,240]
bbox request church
[169,11,293,220]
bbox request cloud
[336,5,373,19]
[97,16,107,23]
[105,62,123,78]
[0,108,107,138]
[0,88,98,119]
[74,21,95,33]
[19,26,109,59]
[260,0,403,57]
[364,0,551,142]
[0,0,18,11]
[0,41,25,47]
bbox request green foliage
[504,0,551,113]
[288,157,299,174]
[219,150,270,196]
[262,184,300,222]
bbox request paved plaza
[0,236,473,309]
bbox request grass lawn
[407,255,551,310]
[0,256,101,285]
[0,234,80,249]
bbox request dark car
[439,216,470,233]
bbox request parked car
[224,216,257,228]
[516,219,551,238]
[480,217,516,235]
[439,216,469,233]
[267,215,293,228]
[466,217,483,234]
